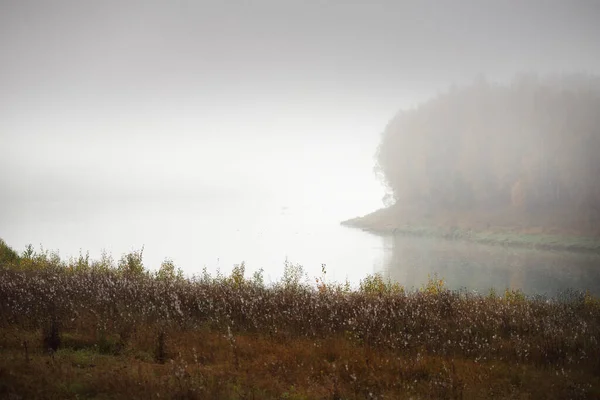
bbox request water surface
[3,199,599,296]
[380,234,600,297]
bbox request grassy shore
[1,240,600,399]
[341,206,600,254]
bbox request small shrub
[583,290,600,310]
[228,262,246,288]
[118,247,146,277]
[281,259,307,290]
[68,250,90,272]
[0,238,20,266]
[421,273,446,295]
[252,267,265,287]
[156,258,183,281]
[19,244,63,270]
[90,249,115,271]
[504,288,527,303]
[359,272,404,295]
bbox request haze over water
[1,124,388,284]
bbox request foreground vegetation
[1,239,600,399]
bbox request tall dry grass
[0,240,599,398]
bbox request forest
[374,74,600,235]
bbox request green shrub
[0,238,19,266]
[359,272,404,295]
[67,250,91,272]
[18,244,63,271]
[228,262,246,288]
[117,247,146,277]
[156,258,183,281]
[420,273,446,295]
[252,267,265,287]
[281,259,308,290]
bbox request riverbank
[341,206,600,254]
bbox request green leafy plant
[117,247,146,277]
[359,272,404,295]
[156,258,184,281]
[421,273,446,295]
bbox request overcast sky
[2,0,600,224]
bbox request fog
[1,1,600,287]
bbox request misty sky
[2,1,600,255]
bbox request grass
[3,329,598,399]
[1,240,600,398]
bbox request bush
[359,272,404,296]
[280,259,308,291]
[117,247,146,277]
[156,258,183,281]
[0,238,19,266]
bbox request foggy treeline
[376,74,600,229]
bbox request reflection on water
[5,196,600,297]
[377,235,600,297]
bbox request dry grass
[0,246,599,399]
[2,329,598,400]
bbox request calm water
[380,235,600,297]
[3,199,600,297]
[1,199,384,285]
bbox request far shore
[341,206,600,254]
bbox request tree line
[375,74,600,228]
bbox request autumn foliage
[1,240,599,398]
[376,74,600,232]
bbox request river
[379,234,600,297]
